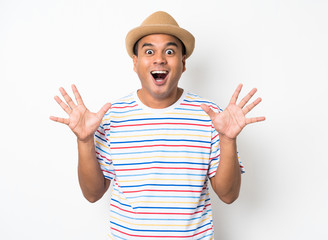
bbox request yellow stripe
[110,133,208,139]
[185,95,202,100]
[110,112,153,119]
[110,214,211,227]
[109,112,207,119]
[107,234,114,240]
[99,162,109,167]
[166,112,208,117]
[95,140,109,149]
[119,178,204,183]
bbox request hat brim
[126,24,195,59]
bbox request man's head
[125,11,195,59]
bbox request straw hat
[125,11,195,59]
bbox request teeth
[151,70,168,74]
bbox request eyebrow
[141,42,179,48]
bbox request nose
[153,52,167,65]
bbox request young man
[50,11,265,240]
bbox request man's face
[133,34,186,106]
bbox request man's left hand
[201,84,265,141]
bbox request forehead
[137,34,183,48]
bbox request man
[50,11,265,240]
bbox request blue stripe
[95,146,110,155]
[117,172,206,178]
[111,233,127,240]
[175,107,205,112]
[114,161,208,166]
[94,134,106,142]
[110,150,210,156]
[196,233,213,240]
[111,128,210,134]
[125,194,204,199]
[184,99,216,104]
[109,220,212,233]
[110,209,211,221]
[110,108,142,114]
[112,101,136,105]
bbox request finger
[246,116,266,125]
[243,97,262,115]
[49,116,70,125]
[54,96,72,114]
[200,104,216,121]
[96,103,112,119]
[238,88,257,108]
[229,84,243,105]
[59,87,76,109]
[71,84,85,106]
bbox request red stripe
[111,104,138,109]
[211,133,219,141]
[111,144,210,150]
[210,154,220,160]
[96,130,105,136]
[111,226,213,238]
[103,169,115,176]
[180,103,200,107]
[96,151,111,162]
[181,103,219,110]
[111,122,211,128]
[115,166,208,171]
[123,189,202,193]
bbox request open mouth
[151,70,168,82]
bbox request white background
[1,0,328,239]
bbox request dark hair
[133,37,187,57]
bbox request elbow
[215,189,239,204]
[220,195,238,204]
[219,192,239,204]
[86,197,99,203]
[84,193,103,203]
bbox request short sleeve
[94,112,116,180]
[207,107,245,178]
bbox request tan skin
[50,33,265,203]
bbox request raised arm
[50,84,112,202]
[201,84,265,204]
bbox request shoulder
[184,92,222,113]
[100,92,139,125]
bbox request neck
[137,88,183,109]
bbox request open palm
[201,84,265,140]
[50,85,111,142]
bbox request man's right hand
[50,84,111,142]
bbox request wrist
[77,137,94,145]
[219,134,237,144]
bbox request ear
[132,55,138,72]
[182,55,186,73]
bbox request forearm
[211,136,241,204]
[77,139,108,202]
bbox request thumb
[200,104,216,121]
[96,103,112,119]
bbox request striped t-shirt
[95,90,244,239]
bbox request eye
[166,49,174,55]
[145,49,154,55]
